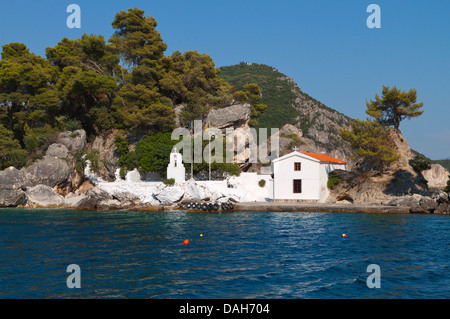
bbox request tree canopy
[0,7,265,170]
[366,85,424,130]
[340,118,399,170]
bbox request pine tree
[340,119,399,169]
[366,85,424,130]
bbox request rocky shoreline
[1,129,449,215]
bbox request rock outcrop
[23,155,71,188]
[205,103,251,129]
[0,129,87,207]
[326,129,450,213]
[422,164,449,188]
[55,130,86,155]
[0,187,27,207]
[0,167,28,189]
[25,185,65,207]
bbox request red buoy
[183,239,189,245]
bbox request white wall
[228,172,273,201]
[272,154,321,200]
[167,152,185,183]
[318,163,347,202]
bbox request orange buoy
[183,239,189,245]
[342,234,347,238]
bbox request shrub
[119,168,127,180]
[327,171,341,189]
[258,179,266,187]
[444,176,450,193]
[86,149,100,173]
[410,155,431,172]
[163,178,175,185]
[136,132,178,176]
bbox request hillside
[219,63,353,160]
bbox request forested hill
[219,63,353,156]
[0,8,261,171]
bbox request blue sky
[1,0,449,159]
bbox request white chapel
[271,150,347,202]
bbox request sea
[0,209,448,299]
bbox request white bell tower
[167,147,185,183]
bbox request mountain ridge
[219,62,353,162]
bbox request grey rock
[97,199,122,210]
[386,194,438,213]
[0,187,27,207]
[73,187,113,209]
[0,166,28,190]
[422,164,449,188]
[56,129,86,155]
[205,103,251,129]
[46,143,69,159]
[112,191,140,206]
[23,155,70,188]
[154,185,185,205]
[64,193,88,208]
[25,184,64,207]
[280,124,303,138]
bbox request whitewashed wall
[272,153,321,200]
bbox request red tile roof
[302,152,347,164]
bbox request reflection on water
[0,209,449,298]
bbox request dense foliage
[114,132,240,177]
[341,86,424,170]
[0,8,263,171]
[340,119,399,169]
[409,154,431,172]
[366,85,424,130]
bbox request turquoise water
[0,209,449,299]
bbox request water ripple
[0,209,449,298]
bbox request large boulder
[64,193,88,208]
[0,166,28,189]
[25,184,65,207]
[154,185,185,205]
[23,155,70,188]
[56,130,86,155]
[385,194,438,213]
[0,187,27,207]
[183,181,212,201]
[90,131,120,182]
[205,103,251,129]
[46,143,69,159]
[111,191,141,207]
[433,192,450,214]
[422,164,449,188]
[73,187,113,210]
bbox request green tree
[160,50,234,125]
[0,43,59,143]
[135,132,178,176]
[340,119,399,169]
[109,8,167,87]
[46,35,121,134]
[0,124,28,169]
[113,83,175,131]
[233,83,267,126]
[366,85,424,130]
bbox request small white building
[167,149,185,183]
[271,151,347,202]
